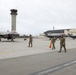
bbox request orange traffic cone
[49,41,52,48]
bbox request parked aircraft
[44,29,76,39]
[68,33,76,39]
[0,31,19,42]
[44,32,68,39]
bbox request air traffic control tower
[10,9,18,31]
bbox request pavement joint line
[29,60,76,75]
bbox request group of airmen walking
[28,34,66,53]
[50,36,66,53]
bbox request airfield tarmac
[0,37,76,59]
[0,38,76,75]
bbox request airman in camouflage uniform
[51,37,56,50]
[28,35,33,47]
[59,36,66,53]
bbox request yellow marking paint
[0,52,8,54]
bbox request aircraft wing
[68,33,76,39]
[0,31,19,39]
[0,32,7,36]
[45,33,68,39]
[7,31,19,36]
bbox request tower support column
[10,9,18,31]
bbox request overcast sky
[0,0,76,35]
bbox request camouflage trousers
[28,41,32,47]
[60,44,66,52]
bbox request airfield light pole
[53,26,55,33]
[53,26,55,30]
[10,9,18,32]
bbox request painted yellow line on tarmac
[0,52,8,54]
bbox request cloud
[0,0,76,35]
